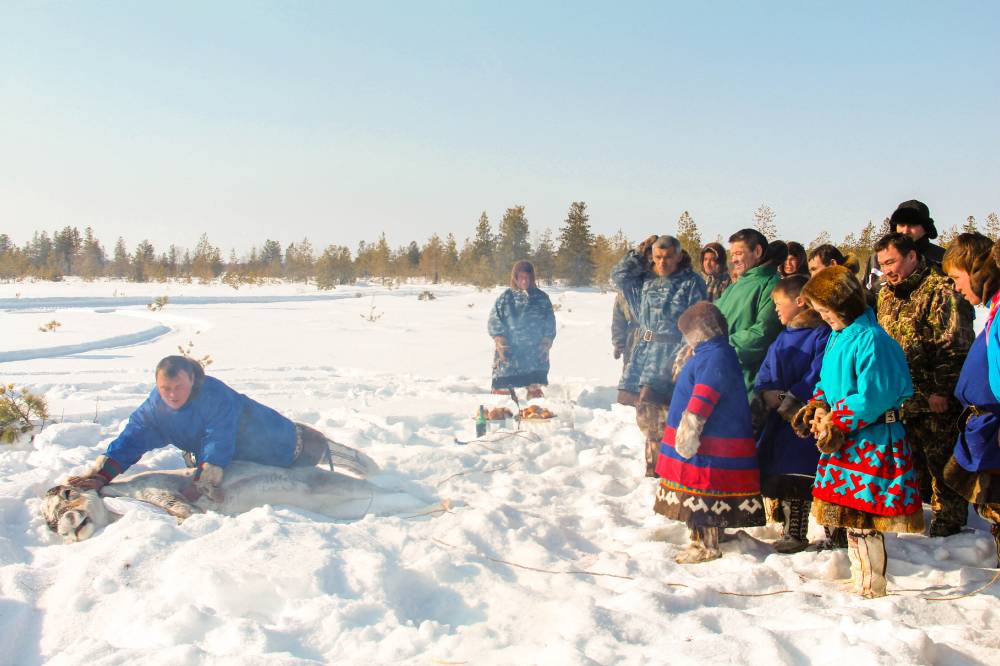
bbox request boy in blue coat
[754,275,830,553]
[67,356,358,501]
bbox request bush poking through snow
[147,295,169,311]
[418,290,436,301]
[178,340,213,368]
[361,296,383,322]
[38,320,62,333]
[0,383,49,444]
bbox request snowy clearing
[1,278,998,665]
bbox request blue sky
[2,1,998,256]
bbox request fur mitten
[185,462,225,502]
[675,410,707,459]
[791,400,829,438]
[813,411,846,454]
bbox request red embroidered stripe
[662,426,756,457]
[811,484,921,517]
[686,397,714,418]
[692,383,720,404]
[656,457,760,493]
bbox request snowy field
[1,277,998,665]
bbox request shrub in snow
[0,383,49,444]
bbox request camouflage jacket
[703,271,732,303]
[875,262,975,416]
[488,286,557,388]
[611,251,707,396]
[611,291,639,358]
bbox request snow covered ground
[1,277,998,665]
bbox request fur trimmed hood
[678,301,728,345]
[509,260,537,290]
[786,308,825,330]
[801,265,867,323]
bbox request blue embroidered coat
[811,308,921,517]
[106,376,299,472]
[656,336,760,497]
[952,298,1000,472]
[611,251,706,397]
[754,312,830,478]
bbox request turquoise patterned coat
[811,308,922,517]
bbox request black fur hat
[890,199,938,240]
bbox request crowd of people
[60,198,999,603]
[598,198,1000,599]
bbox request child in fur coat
[754,275,830,553]
[654,301,765,564]
[793,266,923,598]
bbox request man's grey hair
[652,235,681,252]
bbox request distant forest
[2,202,996,289]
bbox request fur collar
[787,308,825,330]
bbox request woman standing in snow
[941,233,1000,566]
[488,260,557,400]
[653,301,765,563]
[794,266,924,598]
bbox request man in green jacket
[714,229,783,398]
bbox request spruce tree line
[2,207,996,288]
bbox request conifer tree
[315,245,355,289]
[419,234,445,283]
[494,205,531,280]
[131,240,157,282]
[79,227,106,280]
[442,233,459,280]
[808,230,831,250]
[53,226,81,275]
[877,216,892,237]
[112,237,129,279]
[985,212,999,241]
[963,215,978,234]
[531,229,556,286]
[854,220,878,270]
[938,225,960,247]
[556,201,596,286]
[676,211,702,259]
[192,233,223,282]
[260,239,283,278]
[753,204,777,240]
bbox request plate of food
[519,405,556,420]
[487,406,514,421]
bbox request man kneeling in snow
[68,355,355,501]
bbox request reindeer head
[41,485,112,542]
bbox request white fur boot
[848,529,887,598]
[675,526,722,564]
